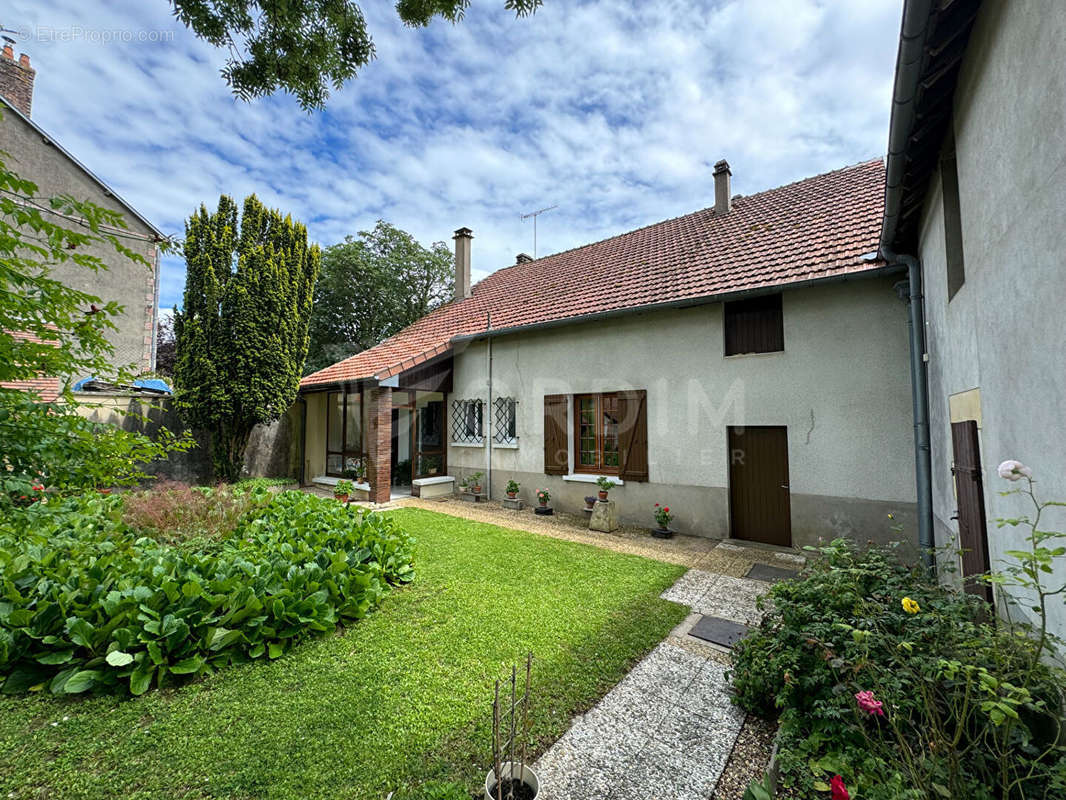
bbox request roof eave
[880,0,985,256]
[452,263,900,345]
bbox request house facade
[0,43,162,395]
[301,160,919,548]
[881,0,1066,637]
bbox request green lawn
[0,507,687,799]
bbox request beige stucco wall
[446,276,917,545]
[1,108,159,372]
[916,0,1066,635]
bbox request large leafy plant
[0,490,414,696]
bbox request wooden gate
[728,426,792,547]
[951,420,992,602]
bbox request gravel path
[392,496,802,575]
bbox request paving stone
[688,615,750,648]
[681,661,745,720]
[608,737,718,800]
[745,563,800,582]
[654,703,742,777]
[622,643,704,702]
[691,575,766,625]
[660,569,720,607]
[589,679,671,733]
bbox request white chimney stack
[453,227,473,300]
[714,160,732,215]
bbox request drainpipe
[486,312,493,500]
[887,251,935,573]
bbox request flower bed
[729,539,1066,799]
[0,490,414,696]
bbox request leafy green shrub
[0,491,414,696]
[730,539,1066,799]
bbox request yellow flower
[902,596,920,614]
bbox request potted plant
[595,476,615,502]
[536,488,550,508]
[506,479,520,499]
[333,479,353,503]
[652,503,675,538]
[584,495,596,510]
[469,471,484,494]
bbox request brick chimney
[453,227,473,300]
[0,38,35,117]
[713,159,731,215]
[515,253,533,264]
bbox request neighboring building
[880,0,1066,636]
[301,159,919,547]
[0,41,163,394]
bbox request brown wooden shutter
[618,389,649,482]
[543,394,568,475]
[724,293,783,355]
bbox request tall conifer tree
[174,195,319,481]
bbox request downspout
[486,312,493,500]
[881,0,937,572]
[888,252,935,573]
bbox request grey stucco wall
[917,0,1066,635]
[446,276,917,546]
[1,108,159,373]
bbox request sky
[4,0,903,311]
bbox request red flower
[654,503,660,507]
[663,507,669,513]
[830,775,850,800]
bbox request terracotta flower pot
[538,499,548,507]
[598,490,608,501]
[584,496,596,509]
[506,491,517,499]
[334,494,349,503]
[472,484,482,494]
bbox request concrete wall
[915,0,1066,635]
[445,276,917,546]
[1,109,159,373]
[72,393,299,485]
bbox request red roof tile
[301,159,886,389]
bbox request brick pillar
[366,387,392,505]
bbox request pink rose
[855,690,884,717]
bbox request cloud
[6,0,902,310]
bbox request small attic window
[724,293,784,355]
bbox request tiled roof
[1,329,62,401]
[301,159,886,389]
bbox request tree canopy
[174,194,319,481]
[0,147,189,502]
[170,0,544,110]
[305,220,453,374]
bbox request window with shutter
[724,293,783,355]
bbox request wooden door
[951,420,991,602]
[728,426,792,547]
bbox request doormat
[688,615,750,648]
[745,563,800,583]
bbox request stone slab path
[533,568,778,800]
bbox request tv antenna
[520,204,557,259]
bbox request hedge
[0,491,414,695]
